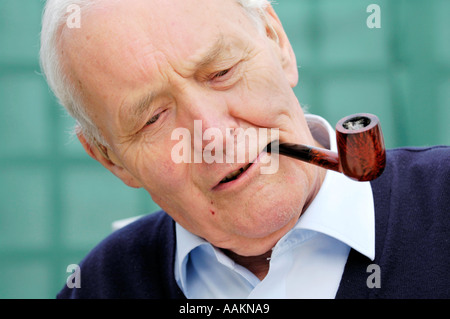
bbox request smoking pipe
[265,113,386,181]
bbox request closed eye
[207,63,242,89]
[209,66,236,82]
[212,69,231,79]
[145,109,166,127]
[146,113,161,126]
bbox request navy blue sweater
[58,146,450,298]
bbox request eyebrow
[125,36,227,125]
[131,91,156,121]
[194,35,226,70]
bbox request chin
[221,205,301,257]
[224,170,308,239]
[231,194,304,240]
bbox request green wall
[0,0,448,298]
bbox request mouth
[219,163,253,184]
[212,141,274,190]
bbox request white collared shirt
[174,114,375,298]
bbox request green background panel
[435,0,450,65]
[0,1,42,63]
[61,167,158,249]
[438,80,450,141]
[0,74,50,156]
[0,167,52,249]
[0,0,448,298]
[0,260,53,299]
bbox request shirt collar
[291,114,375,260]
[174,222,206,292]
[174,114,376,288]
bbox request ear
[77,132,143,189]
[263,5,298,88]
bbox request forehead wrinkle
[193,35,226,70]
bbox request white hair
[40,0,271,147]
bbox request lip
[211,149,269,192]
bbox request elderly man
[41,0,449,298]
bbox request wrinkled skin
[61,0,326,276]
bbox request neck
[223,249,272,280]
[223,145,327,280]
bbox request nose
[177,85,240,154]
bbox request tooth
[220,164,252,183]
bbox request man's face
[62,0,324,256]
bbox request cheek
[141,156,180,191]
[132,145,212,218]
[230,68,298,126]
[235,67,312,145]
[126,141,181,192]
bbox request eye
[206,62,241,89]
[145,111,164,126]
[213,69,230,79]
[210,66,235,81]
